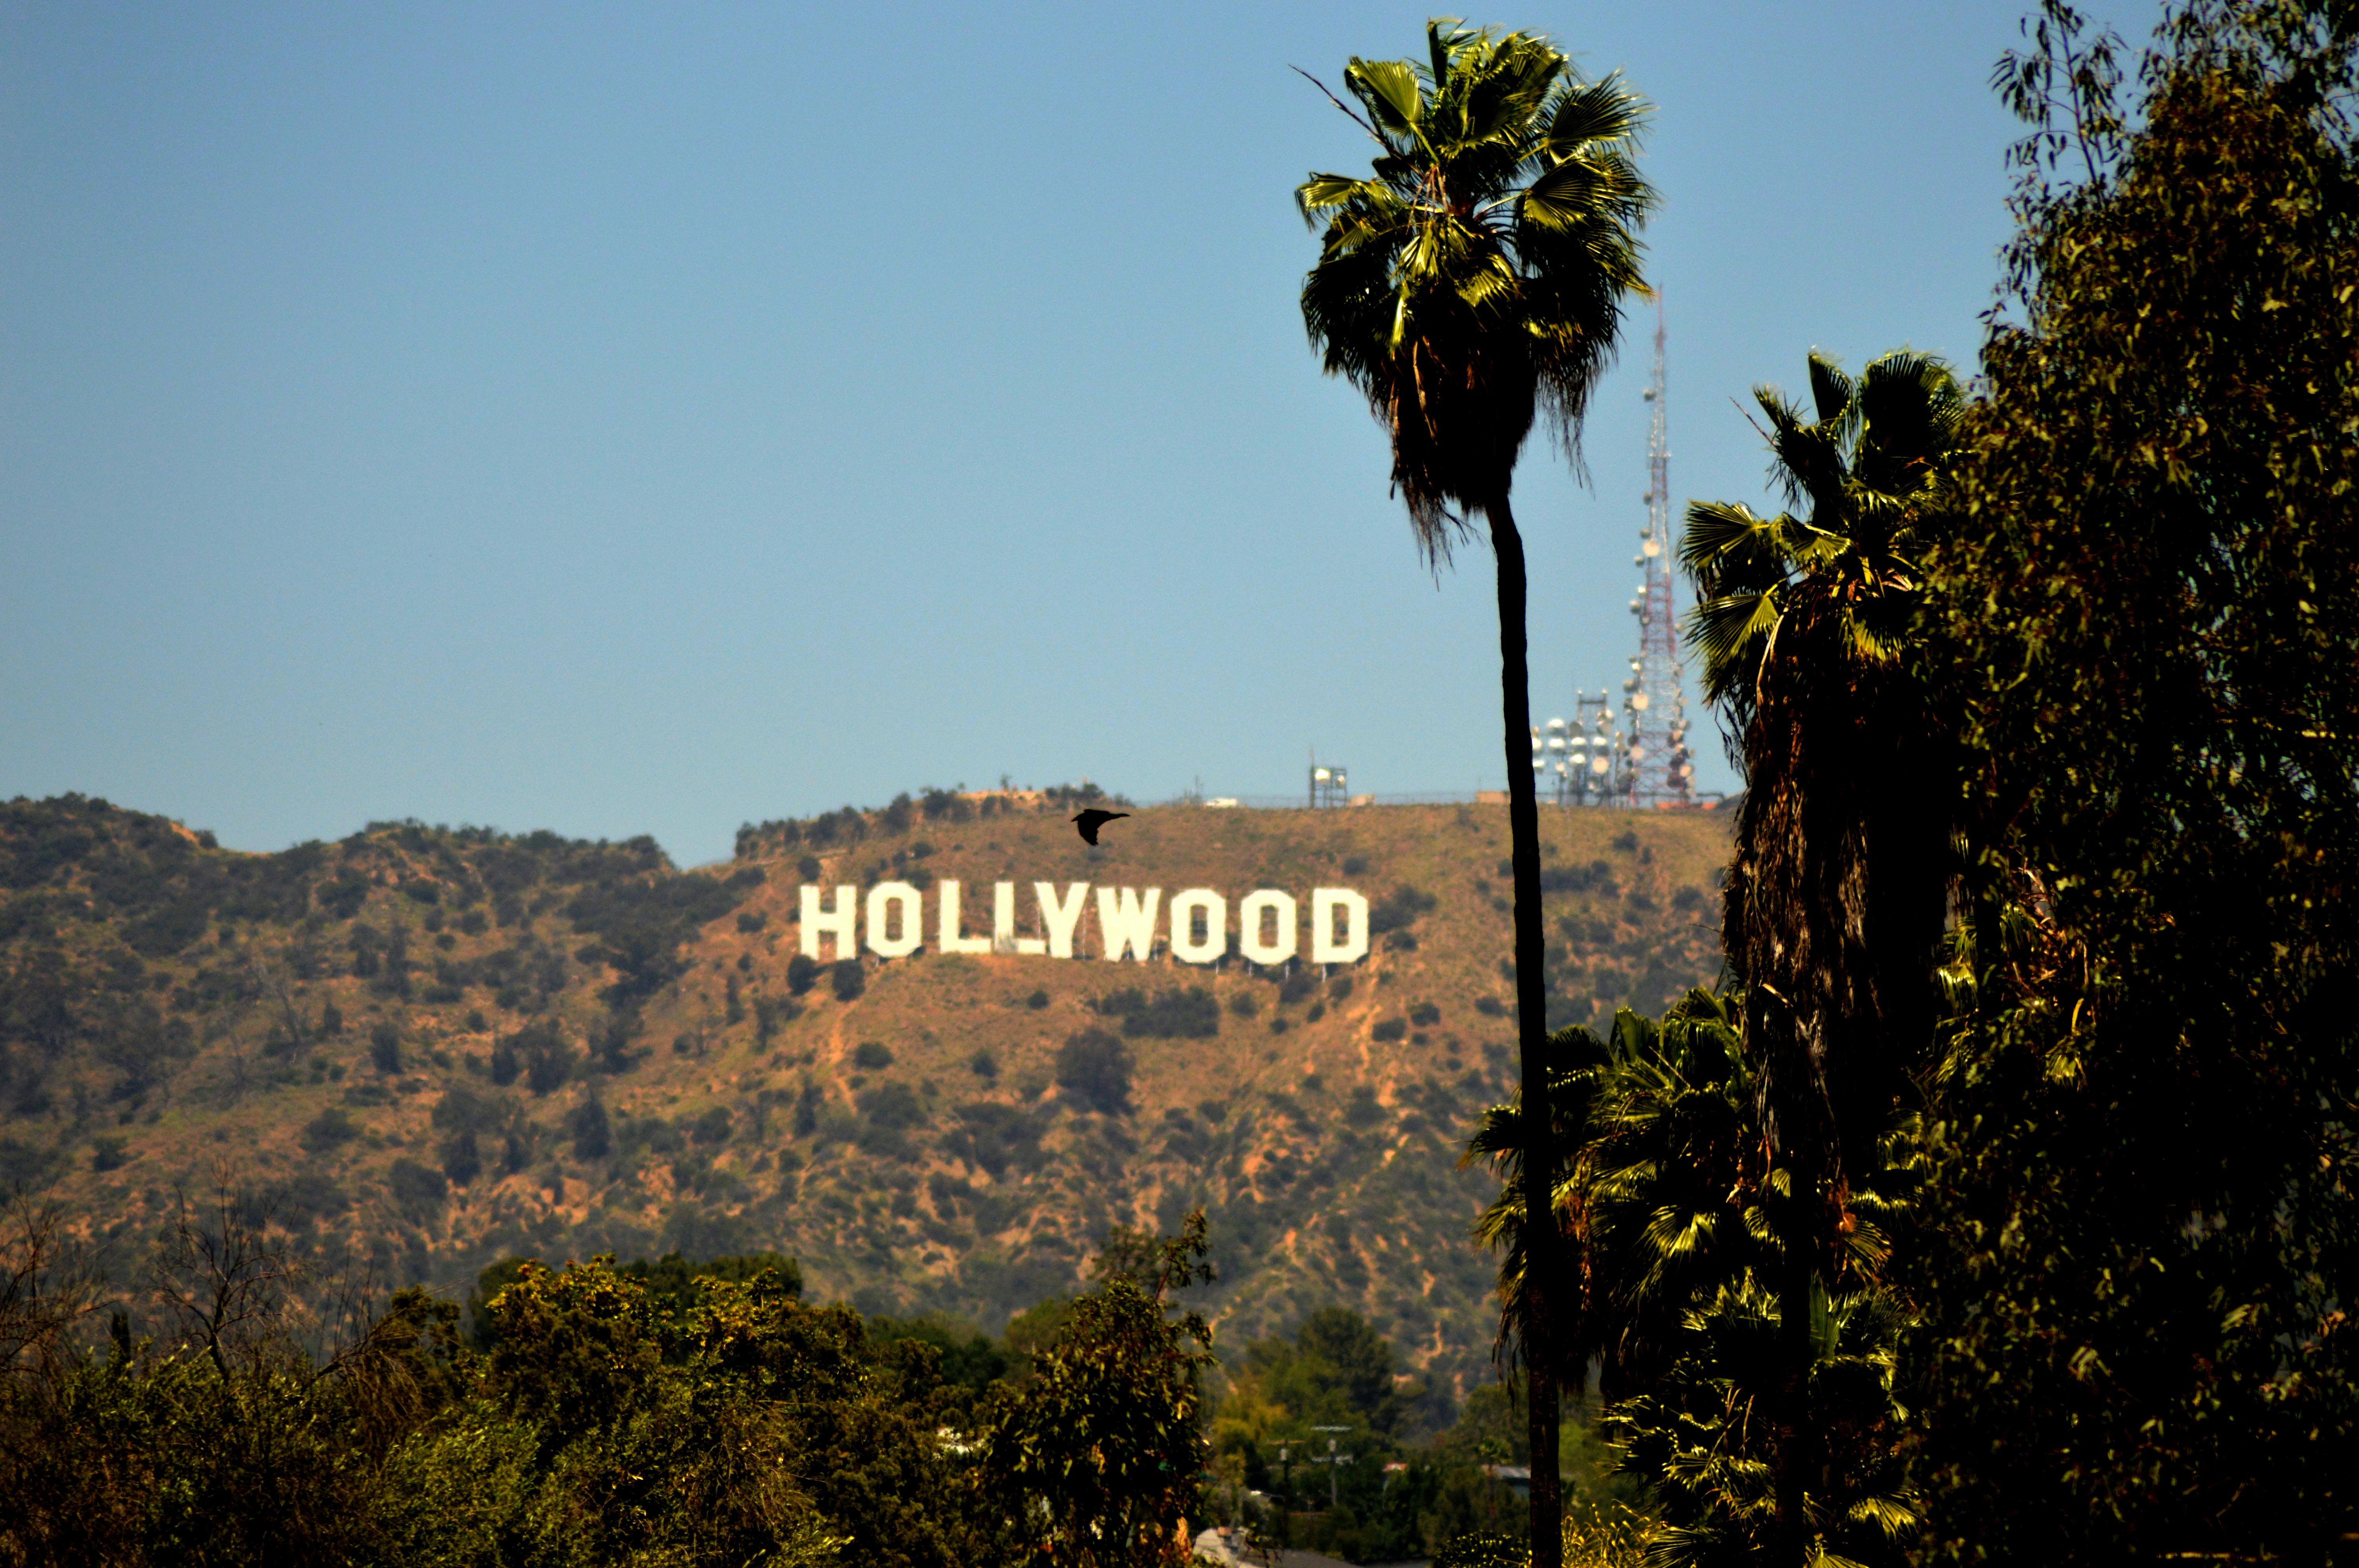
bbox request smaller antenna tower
[1626,307,1693,803]
[1308,749,1349,808]
[1531,695,1625,805]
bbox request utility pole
[1310,1426,1354,1508]
[1272,1440,1295,1546]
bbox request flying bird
[1072,809,1129,846]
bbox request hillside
[0,789,1730,1408]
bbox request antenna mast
[1625,307,1693,803]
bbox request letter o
[1169,888,1226,964]
[1239,890,1298,965]
[866,882,922,958]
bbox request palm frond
[1806,350,1856,428]
[1757,389,1847,516]
[1297,172,1387,218]
[1544,71,1650,154]
[1685,580,1787,713]
[1344,57,1424,140]
[1854,349,1962,449]
[1843,1494,1923,1539]
[1518,155,1623,233]
[1298,21,1654,525]
[1679,500,1790,591]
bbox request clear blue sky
[2,1,2162,867]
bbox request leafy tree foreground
[0,1194,1243,1566]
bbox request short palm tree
[1297,25,1653,1562]
[1468,988,1923,1567]
[1679,349,1961,1562]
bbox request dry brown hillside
[0,791,1730,1405]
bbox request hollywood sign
[796,881,1370,965]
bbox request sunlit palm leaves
[1681,351,1963,737]
[1465,990,1772,1392]
[1610,1276,1921,1568]
[1298,21,1655,561]
[1465,989,1923,1566]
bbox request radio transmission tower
[1624,308,1693,803]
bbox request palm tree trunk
[1773,1220,1816,1566]
[1489,498,1562,1568]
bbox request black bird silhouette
[1072,809,1129,846]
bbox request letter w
[1096,887,1161,962]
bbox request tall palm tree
[1297,24,1653,1563]
[1679,348,1961,1563]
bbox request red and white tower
[1624,309,1693,803]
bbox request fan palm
[1679,350,1961,1562]
[1468,988,1923,1567]
[1298,27,1652,1561]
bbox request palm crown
[1297,22,1654,559]
[1680,350,1964,737]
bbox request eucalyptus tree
[1910,4,2359,1559]
[1296,23,1654,1559]
[1679,348,1961,1560]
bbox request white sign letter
[1311,887,1369,964]
[1096,886,1162,962]
[1238,889,1298,965]
[1169,889,1227,964]
[1036,882,1089,958]
[866,882,922,958]
[936,880,992,955]
[995,882,1048,955]
[801,884,857,961]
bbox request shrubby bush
[1056,1029,1136,1115]
[830,960,864,1003]
[1092,986,1219,1040]
[753,994,800,1045]
[1367,884,1438,936]
[567,1094,611,1161]
[302,1108,359,1154]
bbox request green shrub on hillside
[1093,986,1219,1040]
[567,1095,611,1161]
[439,1129,482,1187]
[860,1082,925,1131]
[1369,883,1438,936]
[388,1156,449,1220]
[753,995,800,1045]
[955,1102,1052,1176]
[1056,1030,1136,1114]
[830,960,864,1002]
